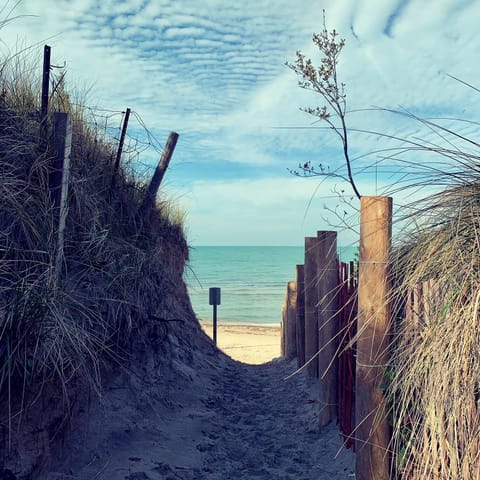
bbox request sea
[184,246,357,325]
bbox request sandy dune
[37,324,354,479]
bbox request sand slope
[38,326,354,480]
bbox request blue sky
[2,0,480,246]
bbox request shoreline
[199,321,281,364]
[199,319,281,327]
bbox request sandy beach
[34,320,355,479]
[200,322,281,364]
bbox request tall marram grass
[0,48,188,430]
[370,110,480,478]
[388,187,480,479]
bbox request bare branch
[286,11,361,199]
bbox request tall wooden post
[285,281,297,360]
[304,236,320,381]
[41,45,51,126]
[317,231,339,427]
[140,131,179,217]
[295,264,305,368]
[50,112,72,285]
[355,196,393,480]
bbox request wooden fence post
[112,107,131,186]
[296,264,305,368]
[140,131,179,218]
[338,261,357,449]
[317,230,339,427]
[304,236,320,381]
[355,196,393,480]
[50,112,72,285]
[41,45,51,126]
[285,281,297,360]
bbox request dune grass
[359,106,480,479]
[0,47,189,436]
[387,183,480,479]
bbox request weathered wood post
[280,305,286,357]
[112,107,131,186]
[41,45,51,127]
[140,131,179,217]
[50,112,72,285]
[355,196,393,480]
[296,264,306,368]
[317,230,339,427]
[304,236,320,381]
[338,261,357,449]
[285,281,297,360]
[140,132,178,217]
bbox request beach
[38,320,355,479]
[200,322,281,364]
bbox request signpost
[209,287,221,345]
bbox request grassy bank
[0,48,190,436]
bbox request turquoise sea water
[184,246,357,325]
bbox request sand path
[40,337,354,479]
[199,358,354,480]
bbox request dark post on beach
[209,287,221,346]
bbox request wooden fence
[281,250,358,445]
[337,261,357,450]
[281,197,393,480]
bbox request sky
[2,0,480,246]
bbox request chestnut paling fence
[280,197,477,479]
[281,252,357,448]
[281,197,393,480]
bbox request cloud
[2,0,480,245]
[169,175,364,246]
